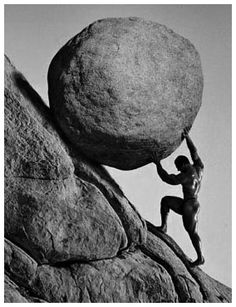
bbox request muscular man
[152,129,204,266]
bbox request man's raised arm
[152,153,181,185]
[183,129,204,169]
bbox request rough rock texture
[5,55,146,265]
[5,56,231,302]
[48,17,203,170]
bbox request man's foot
[155,225,167,234]
[190,256,205,267]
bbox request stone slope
[4,56,231,302]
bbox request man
[152,128,204,266]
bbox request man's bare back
[176,162,203,200]
[152,129,204,266]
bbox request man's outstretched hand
[182,127,189,140]
[151,151,160,165]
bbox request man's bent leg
[157,196,183,233]
[182,201,204,266]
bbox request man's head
[175,155,190,171]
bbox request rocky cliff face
[4,55,231,302]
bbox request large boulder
[48,17,203,170]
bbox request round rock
[48,17,203,170]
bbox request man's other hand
[151,152,159,164]
[182,127,189,139]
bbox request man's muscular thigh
[183,199,200,215]
[182,199,200,232]
[162,196,184,215]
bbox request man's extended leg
[182,200,205,266]
[156,196,183,233]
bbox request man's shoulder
[193,157,204,170]
[192,164,204,177]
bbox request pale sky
[4,4,231,287]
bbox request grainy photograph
[4,3,232,303]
